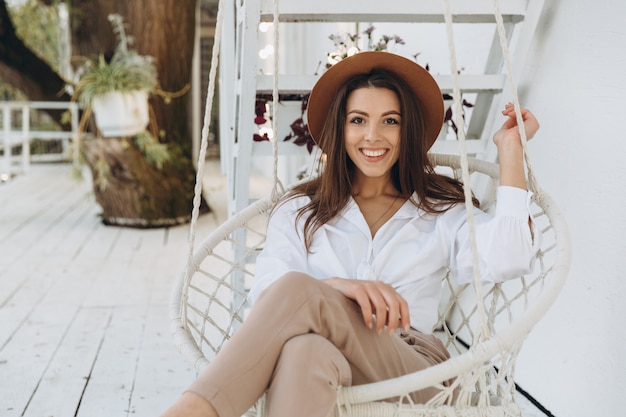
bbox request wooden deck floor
[0,161,229,417]
[0,161,547,417]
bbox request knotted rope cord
[183,0,225,310]
[442,0,490,343]
[493,0,537,193]
[270,0,285,202]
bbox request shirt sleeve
[247,196,309,304]
[450,186,541,284]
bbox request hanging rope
[270,0,285,203]
[182,0,226,316]
[493,0,537,192]
[442,0,490,343]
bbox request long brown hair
[287,69,479,250]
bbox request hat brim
[306,51,444,150]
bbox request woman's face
[344,87,401,180]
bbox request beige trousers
[187,272,450,417]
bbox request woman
[161,51,540,417]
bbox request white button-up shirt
[249,186,540,333]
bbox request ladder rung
[260,0,527,24]
[430,139,487,155]
[255,74,506,95]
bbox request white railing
[0,101,79,180]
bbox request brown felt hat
[307,51,444,150]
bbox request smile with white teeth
[361,148,387,157]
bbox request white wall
[511,1,626,416]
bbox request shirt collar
[341,193,421,221]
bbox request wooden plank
[126,303,196,416]
[255,74,506,94]
[0,163,62,200]
[0,165,87,242]
[0,204,102,349]
[0,294,82,416]
[21,307,111,417]
[80,228,153,308]
[0,168,123,416]
[260,0,527,23]
[0,166,77,241]
[430,138,487,155]
[0,183,101,306]
[0,219,117,415]
[75,305,147,417]
[0,263,60,351]
[147,230,188,307]
[115,228,167,306]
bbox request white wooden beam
[430,139,487,155]
[260,0,527,23]
[256,74,506,94]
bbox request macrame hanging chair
[170,0,571,415]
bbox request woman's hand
[323,277,410,335]
[493,103,540,148]
[493,104,540,190]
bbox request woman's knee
[281,333,329,360]
[262,272,324,301]
[278,334,351,386]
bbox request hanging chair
[170,0,571,416]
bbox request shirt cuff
[496,186,532,220]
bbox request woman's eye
[385,117,400,125]
[350,117,364,124]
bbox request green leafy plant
[72,14,158,106]
[134,131,170,170]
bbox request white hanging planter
[91,90,150,137]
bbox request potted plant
[69,14,170,192]
[72,14,157,137]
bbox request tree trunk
[0,0,208,227]
[82,137,198,227]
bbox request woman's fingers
[500,104,540,139]
[366,282,408,335]
[323,278,411,334]
[349,284,375,330]
[398,297,411,332]
[494,104,540,149]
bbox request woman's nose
[364,123,380,141]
